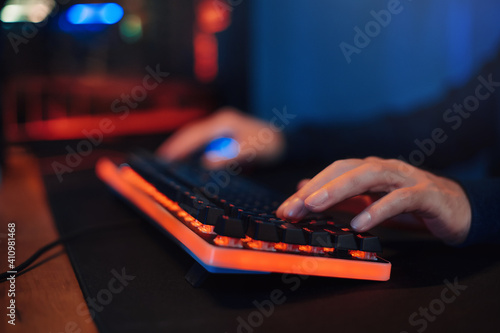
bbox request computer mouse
[203,137,240,163]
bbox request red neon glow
[190,220,202,227]
[196,0,230,33]
[213,236,242,248]
[193,0,232,82]
[298,245,330,254]
[194,32,218,83]
[8,108,205,142]
[274,242,300,253]
[298,245,313,253]
[214,235,231,246]
[246,240,264,250]
[198,225,215,234]
[274,242,288,251]
[349,250,377,261]
[246,240,276,251]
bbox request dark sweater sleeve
[457,179,500,246]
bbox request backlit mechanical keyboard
[96,153,391,281]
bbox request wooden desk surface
[0,147,98,333]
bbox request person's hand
[276,157,472,245]
[157,107,285,169]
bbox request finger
[293,159,363,198]
[156,118,231,161]
[296,178,311,190]
[276,159,362,219]
[350,187,426,232]
[303,163,406,212]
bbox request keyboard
[96,153,391,282]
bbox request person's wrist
[442,179,472,246]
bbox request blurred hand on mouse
[157,107,285,169]
[276,157,472,245]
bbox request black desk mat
[44,164,500,333]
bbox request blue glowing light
[204,137,240,162]
[67,3,123,25]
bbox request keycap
[256,214,276,222]
[224,203,239,217]
[179,203,199,217]
[246,219,280,242]
[232,207,245,219]
[326,229,358,250]
[304,228,333,247]
[214,215,247,238]
[308,219,328,227]
[241,212,259,224]
[181,194,197,207]
[198,206,224,226]
[356,233,382,252]
[279,223,307,245]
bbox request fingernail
[351,211,371,231]
[305,189,328,208]
[283,197,306,219]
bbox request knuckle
[327,158,361,175]
[366,162,384,174]
[216,107,240,122]
[386,167,410,186]
[330,159,348,169]
[364,156,381,162]
[386,158,403,167]
[394,159,416,178]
